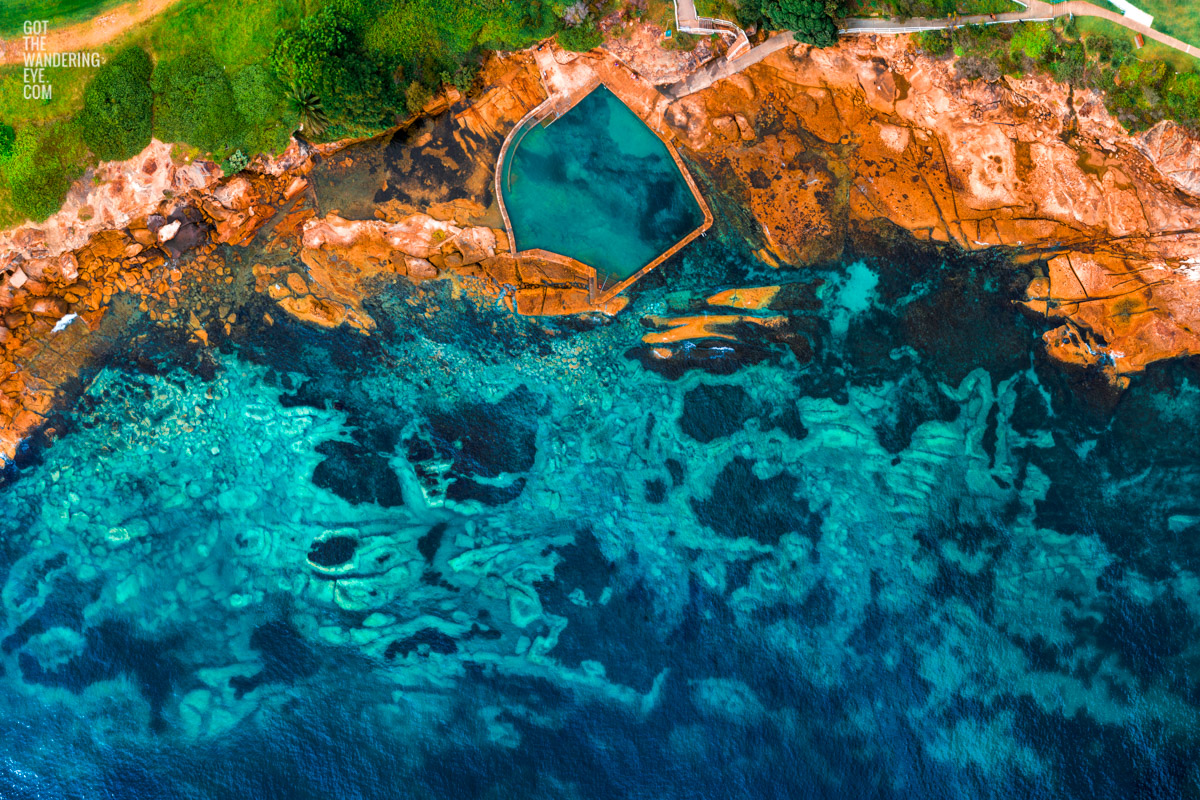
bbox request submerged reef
[1,235,1199,796]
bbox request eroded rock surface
[667,36,1200,385]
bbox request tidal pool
[502,86,705,282]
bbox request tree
[77,46,153,161]
[271,1,398,131]
[756,0,844,47]
[152,51,245,153]
[286,85,330,137]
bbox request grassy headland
[0,0,609,226]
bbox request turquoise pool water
[503,86,705,281]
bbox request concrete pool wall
[493,45,713,307]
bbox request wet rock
[29,297,68,317]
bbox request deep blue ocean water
[0,228,1199,799]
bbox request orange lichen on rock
[1022,244,1200,384]
[276,215,627,330]
[706,286,781,310]
[641,314,785,344]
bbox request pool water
[503,86,705,281]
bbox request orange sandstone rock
[707,286,781,310]
[672,36,1200,383]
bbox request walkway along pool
[498,85,710,298]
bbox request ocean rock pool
[501,86,706,282]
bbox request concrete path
[840,1,1197,57]
[664,31,796,97]
[665,0,1198,98]
[673,0,752,59]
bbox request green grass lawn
[121,0,308,67]
[1135,0,1200,49]
[0,0,126,38]
[1077,15,1200,71]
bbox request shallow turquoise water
[0,230,1199,797]
[503,86,705,281]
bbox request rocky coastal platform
[2,31,1200,459]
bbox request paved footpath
[666,0,1198,98]
[842,0,1197,56]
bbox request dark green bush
[77,46,153,162]
[0,123,14,160]
[152,51,245,153]
[5,120,88,222]
[753,0,846,47]
[558,22,603,52]
[232,65,284,133]
[440,60,480,94]
[271,0,399,131]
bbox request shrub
[222,149,250,174]
[915,30,952,56]
[232,65,284,133]
[1010,22,1054,61]
[77,46,153,162]
[440,60,480,94]
[956,55,1001,83]
[558,22,603,52]
[0,123,14,160]
[5,120,88,222]
[152,51,245,153]
[405,81,433,115]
